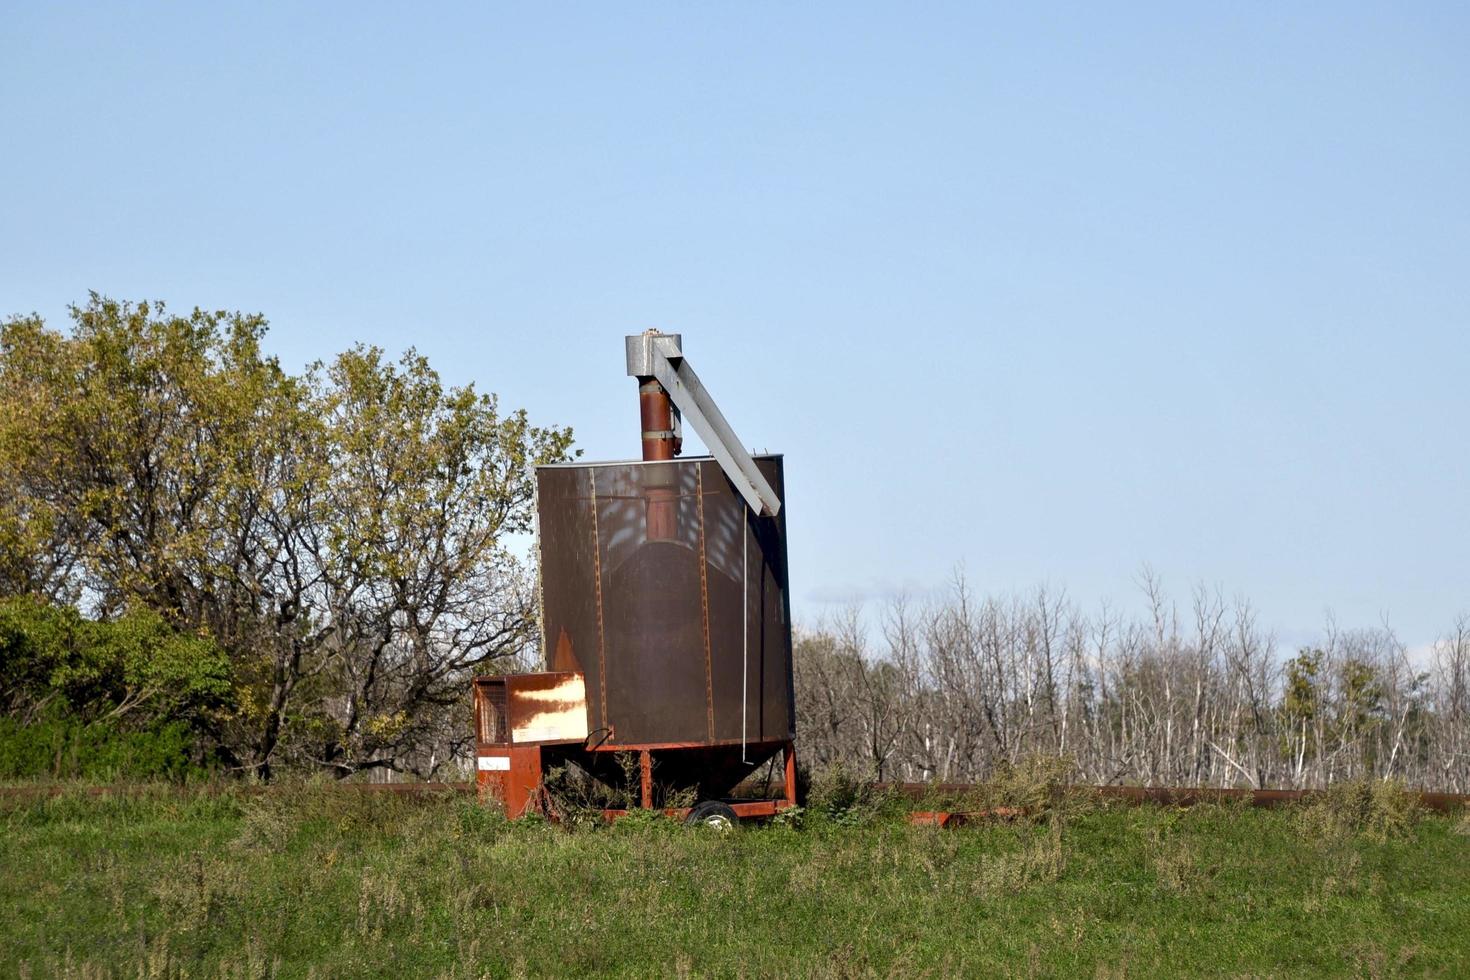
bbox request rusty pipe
[638,378,679,461]
[637,377,680,540]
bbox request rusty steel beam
[639,749,654,808]
[0,783,476,802]
[599,799,793,823]
[783,741,799,807]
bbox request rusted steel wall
[536,455,794,748]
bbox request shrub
[234,781,447,847]
[805,763,902,826]
[962,754,1084,823]
[1146,815,1209,895]
[1298,778,1421,843]
[0,709,208,781]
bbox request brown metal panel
[535,466,604,729]
[596,461,706,744]
[534,455,793,749]
[703,457,751,743]
[476,745,545,815]
[703,457,793,743]
[696,466,715,742]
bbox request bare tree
[793,572,1470,791]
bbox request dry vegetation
[797,573,1470,791]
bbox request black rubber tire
[684,800,738,830]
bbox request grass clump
[1144,812,1212,895]
[1297,777,1421,843]
[803,762,904,826]
[930,753,1092,826]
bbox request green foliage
[0,595,71,707]
[1144,811,1212,895]
[540,756,701,828]
[1280,648,1394,774]
[540,761,622,828]
[0,712,206,781]
[235,780,457,846]
[1,296,574,777]
[0,596,231,779]
[0,787,1466,977]
[1282,648,1325,719]
[607,805,674,832]
[768,803,805,828]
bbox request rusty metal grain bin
[536,454,793,748]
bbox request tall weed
[804,763,904,826]
[961,753,1087,824]
[1297,778,1420,843]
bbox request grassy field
[1,782,1467,978]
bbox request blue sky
[3,4,1466,652]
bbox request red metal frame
[583,737,790,752]
[599,798,791,823]
[475,734,800,824]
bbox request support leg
[783,741,798,806]
[639,749,654,809]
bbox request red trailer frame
[473,674,798,823]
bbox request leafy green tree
[1,296,574,778]
[1336,658,1385,773]
[298,345,567,776]
[1282,650,1324,726]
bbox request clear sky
[3,4,1466,654]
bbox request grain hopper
[473,332,797,826]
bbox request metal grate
[477,680,509,744]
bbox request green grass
[1,785,1466,978]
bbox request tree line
[5,296,1466,790]
[1,296,572,779]
[794,572,1470,792]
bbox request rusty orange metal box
[473,672,589,748]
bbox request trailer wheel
[684,800,738,830]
